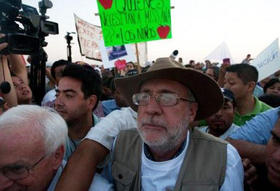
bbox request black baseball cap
[221,88,235,103]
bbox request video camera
[0,0,59,55]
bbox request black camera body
[0,0,59,55]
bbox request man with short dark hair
[224,64,271,125]
[55,64,102,160]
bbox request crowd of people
[1,33,280,191]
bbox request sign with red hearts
[96,0,172,46]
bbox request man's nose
[144,97,162,115]
[215,109,223,116]
[55,96,64,107]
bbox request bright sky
[22,0,280,65]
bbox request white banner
[251,39,280,81]
[74,14,102,60]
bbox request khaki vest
[112,128,227,191]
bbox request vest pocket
[112,161,136,191]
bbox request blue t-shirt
[229,107,280,144]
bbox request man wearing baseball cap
[199,88,240,139]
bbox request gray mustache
[138,117,168,128]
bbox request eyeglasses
[132,92,195,107]
[0,154,47,180]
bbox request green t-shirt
[198,97,271,126]
[233,97,271,126]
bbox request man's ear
[188,102,198,122]
[52,145,65,170]
[87,94,97,110]
[247,81,256,92]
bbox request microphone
[0,81,11,94]
[170,50,179,60]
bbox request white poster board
[99,40,136,69]
[251,39,280,81]
[74,14,102,60]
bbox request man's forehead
[58,77,82,89]
[140,79,187,92]
[0,125,44,156]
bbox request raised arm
[0,55,17,107]
[55,140,109,191]
[55,107,137,191]
[0,34,17,107]
[227,138,266,164]
[7,54,28,85]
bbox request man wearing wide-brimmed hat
[55,57,244,191]
[110,57,244,191]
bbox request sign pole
[135,43,141,74]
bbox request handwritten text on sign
[97,0,171,46]
[74,14,102,60]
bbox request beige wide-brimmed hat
[115,57,223,120]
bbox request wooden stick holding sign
[135,43,141,74]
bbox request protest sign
[74,14,102,60]
[251,39,280,81]
[96,0,172,46]
[99,40,136,68]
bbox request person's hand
[219,62,230,75]
[0,34,8,52]
[243,158,258,191]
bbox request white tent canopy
[205,42,235,64]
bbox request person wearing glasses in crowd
[0,105,67,191]
[55,57,244,191]
[0,105,113,191]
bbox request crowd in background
[1,34,280,191]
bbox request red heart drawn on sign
[114,59,127,70]
[157,26,170,39]
[99,0,113,9]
